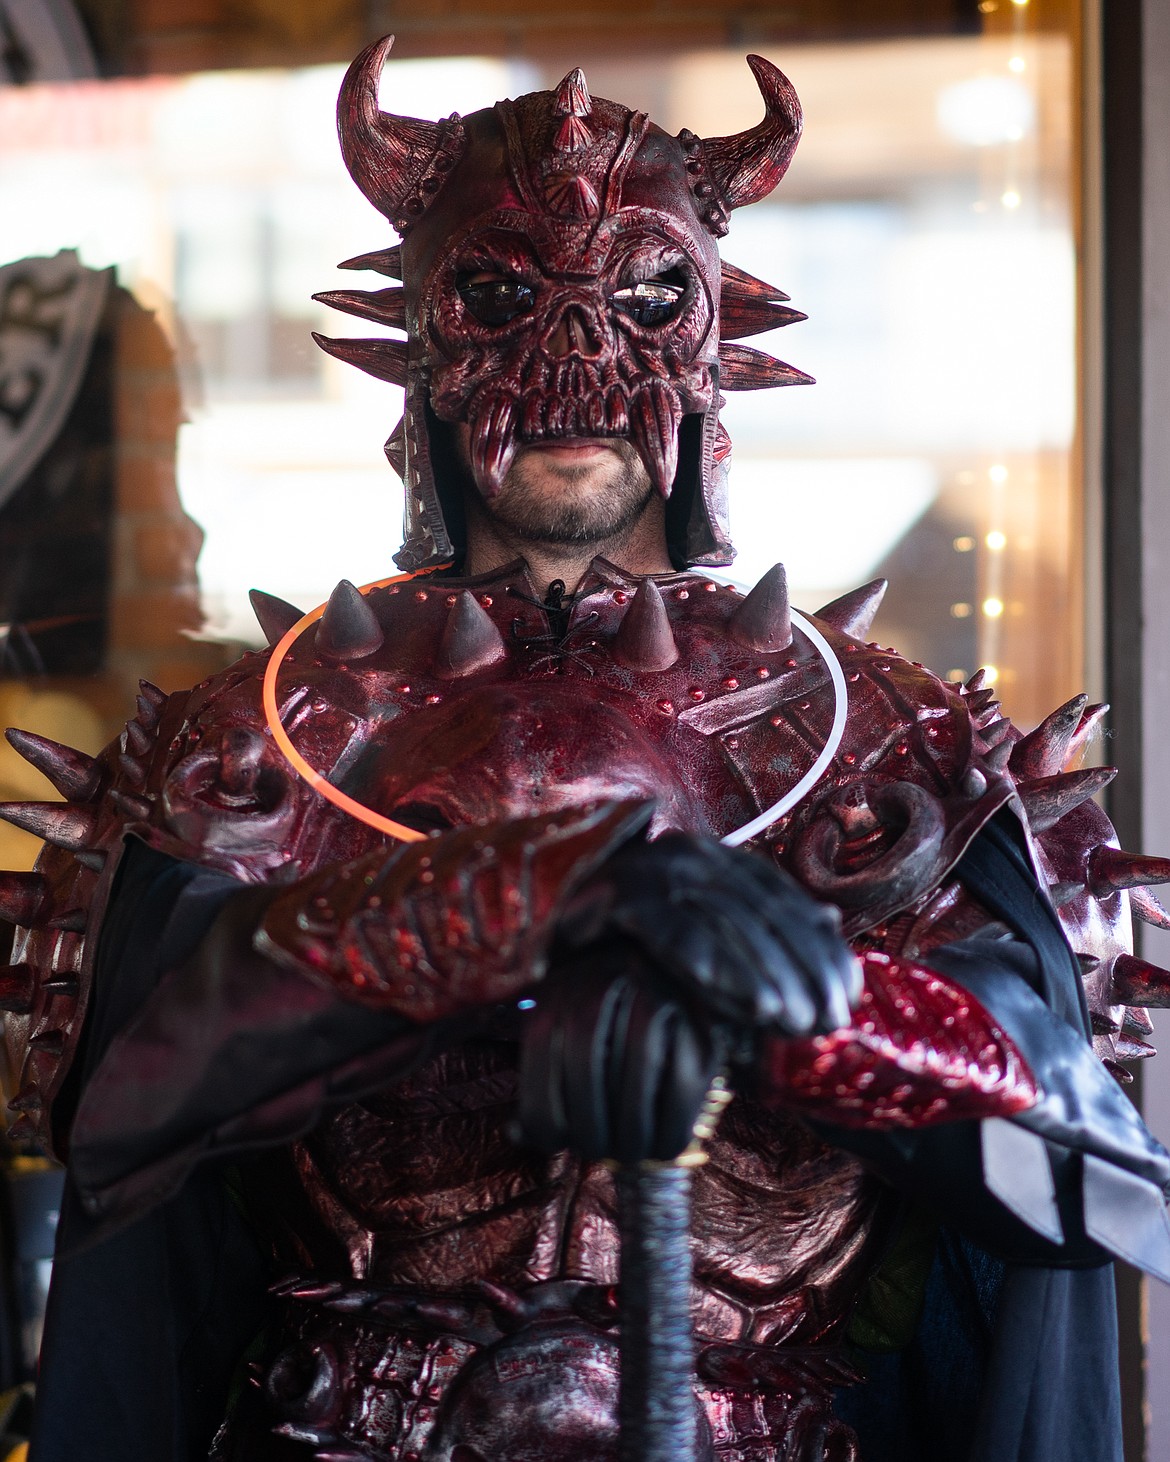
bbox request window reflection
[0,31,1079,731]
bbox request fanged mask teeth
[470,395,519,500]
[630,382,682,499]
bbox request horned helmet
[316,36,809,571]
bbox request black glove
[516,834,862,1164]
[556,832,861,1036]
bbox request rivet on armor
[315,580,385,663]
[613,580,680,672]
[435,592,508,679]
[728,564,791,652]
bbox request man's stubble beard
[480,440,656,547]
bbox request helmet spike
[312,333,408,387]
[336,35,467,232]
[718,343,813,391]
[693,55,802,214]
[629,383,681,500]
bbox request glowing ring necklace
[262,574,849,848]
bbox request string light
[953,535,975,552]
[982,597,1005,619]
[951,602,974,619]
[1001,189,1021,210]
[985,530,1007,550]
[1008,56,1026,73]
[982,665,1000,685]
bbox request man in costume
[5,37,1170,1462]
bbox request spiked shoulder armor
[3,564,1169,1153]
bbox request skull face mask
[316,37,811,570]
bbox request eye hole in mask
[457,275,536,325]
[610,272,686,327]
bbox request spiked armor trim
[4,562,1166,1159]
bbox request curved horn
[337,35,466,229]
[698,54,802,213]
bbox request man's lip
[522,438,618,459]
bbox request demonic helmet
[315,36,810,571]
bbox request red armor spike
[312,333,409,387]
[984,740,1013,773]
[696,55,802,212]
[718,343,813,391]
[1124,1005,1155,1036]
[613,580,679,672]
[0,802,96,852]
[313,287,407,331]
[338,246,402,278]
[469,394,520,501]
[1068,701,1108,762]
[1010,694,1089,779]
[124,720,151,757]
[29,1030,64,1057]
[1017,766,1117,833]
[44,975,80,997]
[7,1114,39,1146]
[1114,1034,1156,1062]
[108,791,152,821]
[630,383,682,500]
[1048,880,1083,909]
[1110,952,1170,1007]
[980,717,1013,747]
[1074,952,1102,974]
[0,965,35,1013]
[0,865,48,923]
[720,260,791,303]
[436,592,508,679]
[718,295,806,341]
[814,579,887,639]
[965,669,989,693]
[1130,885,1170,929]
[249,589,305,648]
[75,849,106,873]
[315,581,385,663]
[135,694,160,728]
[729,564,792,654]
[7,1083,41,1113]
[1088,846,1170,896]
[384,418,407,480]
[139,679,166,709]
[5,729,101,802]
[119,751,145,784]
[47,910,86,933]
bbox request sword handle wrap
[617,1161,700,1462]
